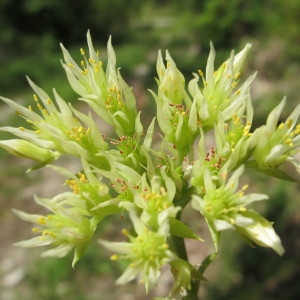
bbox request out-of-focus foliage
[0,0,141,46]
[1,0,300,93]
[0,0,141,92]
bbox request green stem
[172,235,188,261]
[197,251,218,276]
[171,186,218,299]
[184,252,218,299]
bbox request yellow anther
[242,184,249,191]
[80,48,85,55]
[231,82,237,88]
[88,58,95,64]
[239,207,247,212]
[198,69,204,77]
[28,105,33,111]
[110,254,119,261]
[79,173,87,183]
[35,130,42,134]
[81,60,85,67]
[243,127,250,136]
[32,227,40,233]
[33,94,38,101]
[122,228,129,236]
[67,63,75,68]
[38,217,46,225]
[47,98,52,105]
[37,103,43,110]
[81,69,88,75]
[284,138,293,146]
[235,89,241,95]
[18,127,26,131]
[234,72,241,79]
[227,74,232,79]
[286,119,293,128]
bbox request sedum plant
[1,31,299,299]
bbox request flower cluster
[0,32,299,298]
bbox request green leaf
[197,252,218,278]
[206,218,220,253]
[245,160,298,182]
[170,218,204,241]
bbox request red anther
[205,153,210,161]
[119,136,127,141]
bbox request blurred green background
[0,0,300,299]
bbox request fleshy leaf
[169,218,204,241]
[245,160,298,182]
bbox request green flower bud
[0,139,59,163]
[252,99,300,169]
[192,166,283,254]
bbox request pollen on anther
[231,82,237,88]
[38,216,46,225]
[198,69,204,77]
[242,184,249,191]
[122,229,129,237]
[110,254,119,261]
